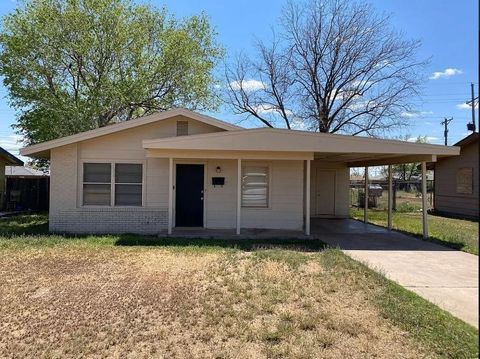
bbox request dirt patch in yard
[0,246,427,358]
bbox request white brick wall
[50,207,167,234]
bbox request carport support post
[421,161,429,238]
[305,159,311,236]
[387,165,393,230]
[168,157,173,235]
[364,166,368,224]
[236,159,242,235]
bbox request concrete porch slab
[169,227,309,240]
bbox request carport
[144,127,460,237]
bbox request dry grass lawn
[1,244,427,359]
[0,215,477,358]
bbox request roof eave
[20,108,242,158]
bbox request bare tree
[225,0,426,135]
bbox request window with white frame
[242,165,269,208]
[115,163,143,206]
[82,163,143,206]
[83,163,112,206]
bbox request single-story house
[0,146,23,210]
[20,108,460,235]
[430,132,478,219]
[5,166,50,211]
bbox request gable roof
[454,132,479,148]
[0,147,23,166]
[20,108,242,157]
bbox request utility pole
[441,117,453,146]
[466,83,477,132]
[471,83,476,132]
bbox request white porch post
[387,165,393,230]
[421,161,428,238]
[168,157,173,235]
[236,159,242,235]
[364,166,369,224]
[305,159,311,236]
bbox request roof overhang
[20,108,243,159]
[146,149,314,160]
[143,128,459,166]
[454,132,479,147]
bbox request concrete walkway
[314,219,479,328]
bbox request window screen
[242,166,269,207]
[115,164,142,206]
[176,120,189,136]
[83,163,111,205]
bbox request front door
[175,164,204,227]
[315,169,336,216]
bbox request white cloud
[400,110,434,118]
[407,136,439,143]
[290,118,308,131]
[252,104,293,116]
[456,103,471,110]
[0,134,23,152]
[429,68,463,80]
[229,79,266,92]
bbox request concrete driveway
[313,219,479,328]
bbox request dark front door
[175,164,204,227]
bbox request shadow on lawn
[0,213,49,236]
[115,235,326,252]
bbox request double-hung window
[83,163,111,206]
[241,165,269,208]
[114,164,143,206]
[82,163,143,206]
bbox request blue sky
[0,0,478,160]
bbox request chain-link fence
[350,179,434,213]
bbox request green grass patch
[321,249,479,358]
[0,213,325,253]
[350,208,479,255]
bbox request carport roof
[143,127,460,166]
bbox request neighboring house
[20,108,459,235]
[0,147,23,210]
[431,132,479,219]
[5,166,50,211]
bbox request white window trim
[241,162,271,209]
[80,159,146,208]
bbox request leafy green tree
[381,135,428,180]
[0,0,223,146]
